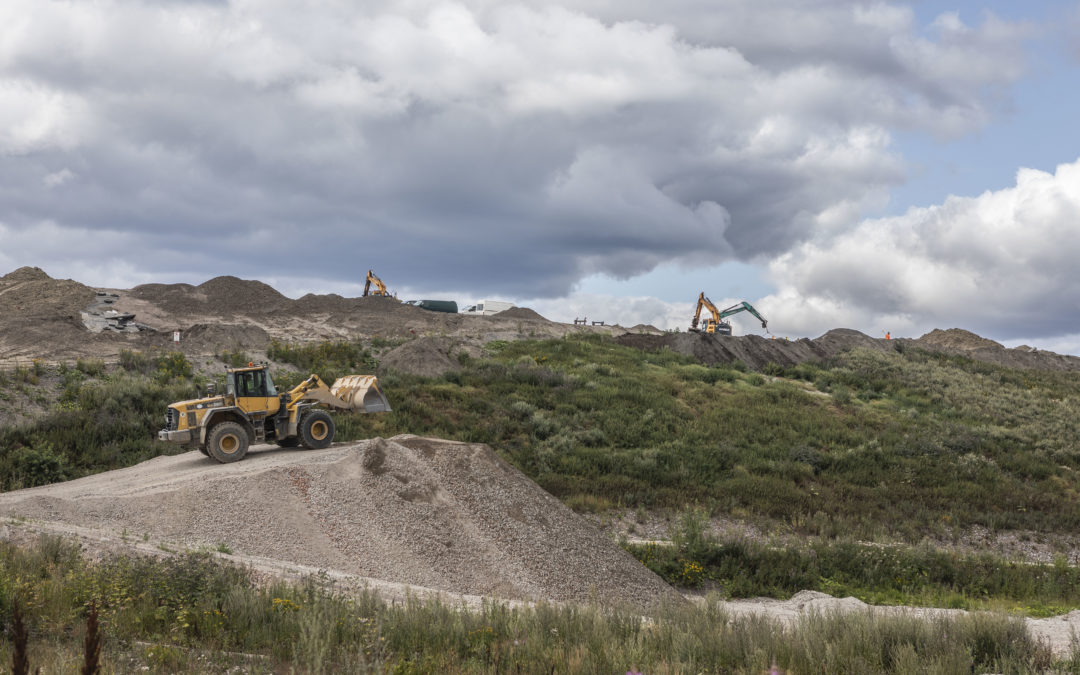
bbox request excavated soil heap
[130,276,293,316]
[0,267,97,319]
[909,328,1080,372]
[0,436,680,609]
[497,307,549,321]
[617,328,892,370]
[379,337,463,377]
[917,328,1005,351]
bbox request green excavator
[689,292,769,336]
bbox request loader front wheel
[299,411,335,450]
[207,421,249,463]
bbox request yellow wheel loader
[158,364,391,463]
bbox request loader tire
[299,410,335,450]
[207,421,249,463]
[276,436,301,448]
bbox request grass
[8,336,1080,540]
[0,535,1065,673]
[6,337,1080,611]
[325,335,1080,542]
[626,510,1080,615]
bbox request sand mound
[379,337,462,377]
[497,307,548,321]
[0,436,679,609]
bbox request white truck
[461,300,515,316]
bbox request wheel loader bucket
[328,375,392,413]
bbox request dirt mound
[130,276,292,316]
[497,307,549,321]
[628,324,663,335]
[0,267,97,319]
[918,328,1003,351]
[0,436,680,609]
[379,337,463,377]
[143,323,271,352]
[1,266,52,283]
[617,329,892,370]
[910,329,1080,372]
[197,276,292,313]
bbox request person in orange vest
[885,331,891,340]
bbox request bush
[154,352,192,383]
[9,442,69,488]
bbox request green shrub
[154,352,192,383]
[118,349,152,374]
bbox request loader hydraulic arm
[284,373,392,414]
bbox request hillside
[5,266,1080,669]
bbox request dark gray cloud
[0,1,1030,298]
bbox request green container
[416,300,458,313]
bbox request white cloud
[0,0,1035,303]
[761,157,1080,340]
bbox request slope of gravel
[0,435,680,609]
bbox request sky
[1,0,1079,350]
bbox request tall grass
[0,536,1061,673]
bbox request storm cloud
[0,1,1030,299]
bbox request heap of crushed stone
[0,435,680,610]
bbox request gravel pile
[0,436,680,609]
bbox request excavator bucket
[328,375,392,413]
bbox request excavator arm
[691,292,723,332]
[363,270,389,297]
[718,302,769,332]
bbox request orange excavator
[689,292,769,336]
[363,270,390,297]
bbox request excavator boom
[689,293,769,335]
[718,302,769,331]
[363,269,389,297]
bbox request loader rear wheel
[299,411,335,450]
[207,421,249,463]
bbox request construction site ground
[4,266,1079,374]
[5,266,1080,655]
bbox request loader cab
[226,366,280,416]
